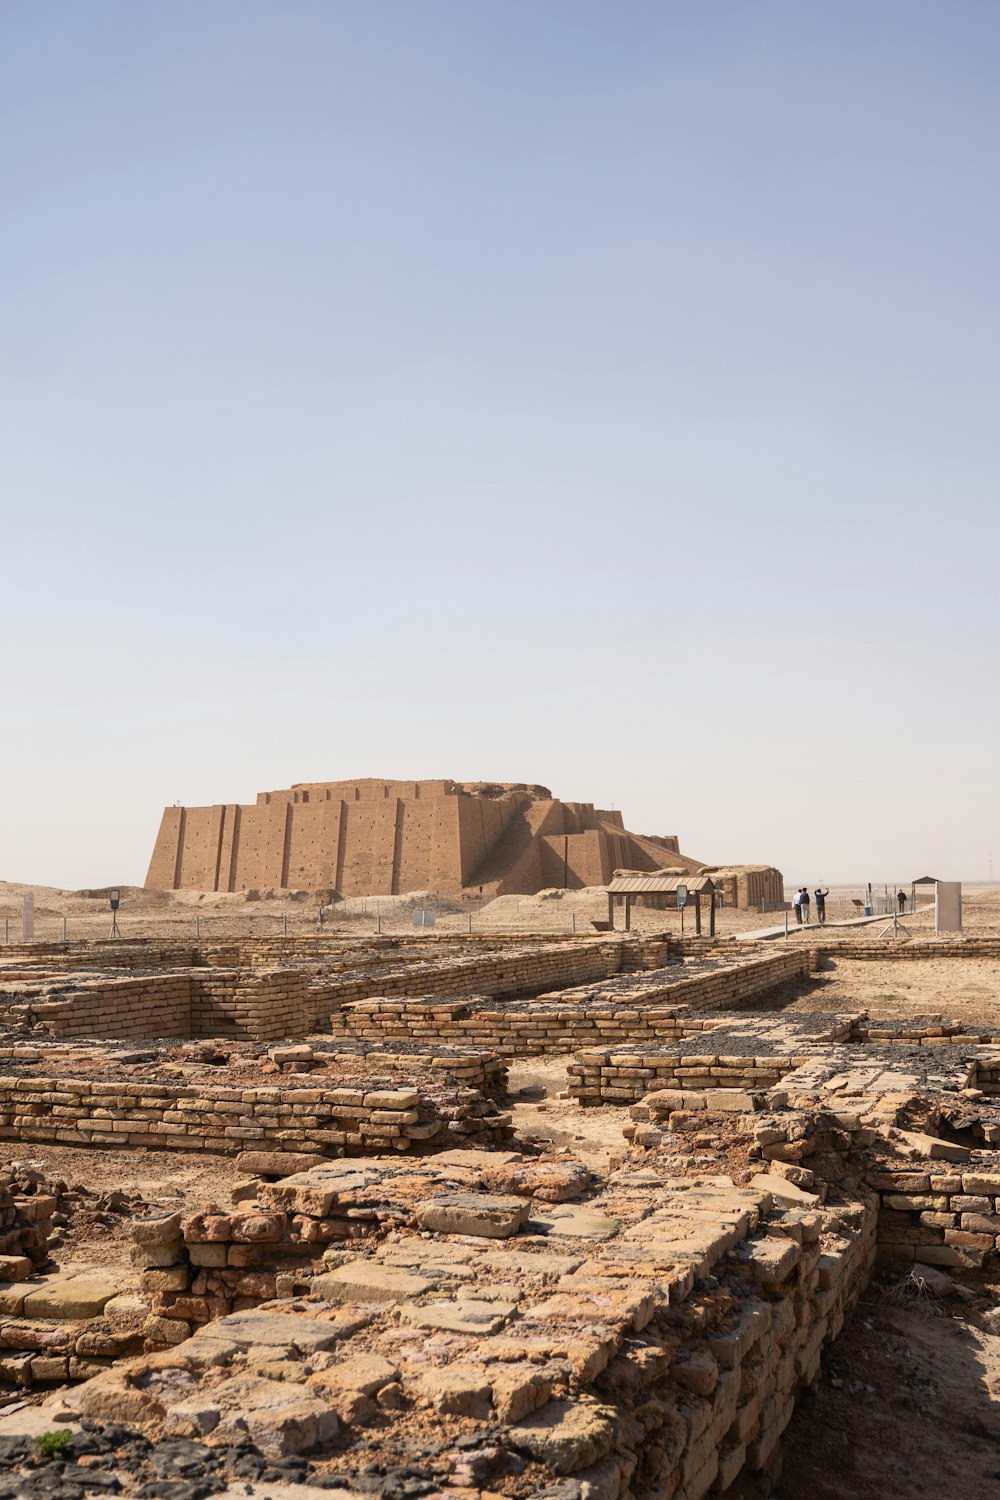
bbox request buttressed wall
[145,778,703,899]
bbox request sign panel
[935,881,962,933]
[676,884,688,909]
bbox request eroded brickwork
[145,778,700,898]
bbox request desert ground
[3,879,997,944]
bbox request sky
[1,1,998,890]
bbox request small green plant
[33,1430,73,1460]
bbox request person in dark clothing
[814,888,830,924]
[897,889,907,913]
[799,888,810,923]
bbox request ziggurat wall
[145,778,700,898]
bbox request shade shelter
[910,875,942,913]
[605,874,717,935]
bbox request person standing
[897,889,907,913]
[799,887,811,924]
[792,890,803,925]
[814,887,830,924]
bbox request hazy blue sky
[2,1,998,889]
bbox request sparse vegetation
[33,1430,73,1460]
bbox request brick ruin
[145,777,703,898]
[0,928,998,1497]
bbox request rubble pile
[33,1132,876,1499]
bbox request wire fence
[0,907,591,944]
[0,888,925,946]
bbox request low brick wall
[818,939,1000,960]
[0,1319,144,1387]
[312,938,647,1019]
[341,998,704,1056]
[6,969,325,1042]
[1,931,676,978]
[872,1164,1000,1271]
[569,1050,806,1106]
[569,1010,855,1107]
[0,1075,511,1157]
[341,951,813,1057]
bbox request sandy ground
[16,1144,241,1284]
[0,880,795,942]
[749,955,1000,1029]
[0,880,761,942]
[777,1275,1000,1500]
[506,1055,629,1171]
[4,879,997,944]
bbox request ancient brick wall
[339,951,813,1057]
[10,969,324,1042]
[0,1076,510,1158]
[314,938,633,1022]
[145,778,705,898]
[819,939,1000,959]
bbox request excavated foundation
[0,931,998,1497]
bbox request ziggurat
[145,778,702,898]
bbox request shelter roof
[606,874,716,894]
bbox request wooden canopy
[605,874,717,935]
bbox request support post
[62,917,67,942]
[607,891,614,931]
[709,892,716,938]
[694,894,702,937]
[196,915,200,939]
[784,912,789,938]
[283,914,288,936]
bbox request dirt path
[506,1055,630,1171]
[750,956,1000,1029]
[17,1144,239,1278]
[777,1276,1000,1499]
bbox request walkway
[733,904,933,943]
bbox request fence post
[784,912,789,938]
[376,913,381,934]
[283,915,288,937]
[571,912,576,934]
[2,919,6,944]
[196,915,200,939]
[468,912,472,934]
[62,917,67,942]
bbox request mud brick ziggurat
[146,777,704,899]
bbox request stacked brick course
[6,969,324,1042]
[0,1074,510,1157]
[873,1165,1000,1271]
[340,951,812,1056]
